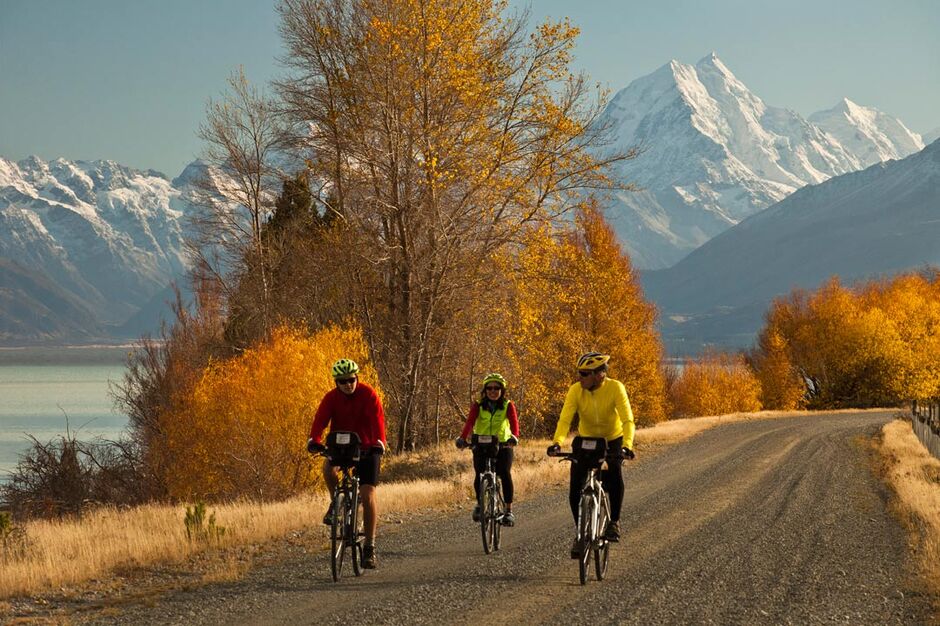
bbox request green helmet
[482,372,507,389]
[331,358,360,379]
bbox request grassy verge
[0,409,884,598]
[877,418,940,597]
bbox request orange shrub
[670,351,762,418]
[155,324,379,501]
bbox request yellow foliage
[506,204,667,431]
[155,324,379,501]
[670,350,762,418]
[750,328,806,410]
[753,272,940,408]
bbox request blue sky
[2,0,937,176]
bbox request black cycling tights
[472,446,514,504]
[568,436,624,523]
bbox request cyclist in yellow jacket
[547,352,635,555]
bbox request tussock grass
[0,408,894,598]
[878,419,940,594]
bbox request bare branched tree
[274,0,638,450]
[191,67,289,341]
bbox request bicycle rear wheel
[595,493,610,580]
[350,485,362,577]
[330,491,347,582]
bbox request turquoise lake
[0,348,129,481]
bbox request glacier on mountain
[601,53,925,269]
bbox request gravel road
[87,411,934,624]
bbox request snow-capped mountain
[602,53,925,269]
[0,156,197,342]
[809,98,923,166]
[642,137,940,352]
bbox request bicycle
[464,434,511,554]
[549,436,624,585]
[314,430,366,582]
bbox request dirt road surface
[92,411,934,624]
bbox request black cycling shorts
[351,452,381,486]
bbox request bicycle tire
[578,492,594,585]
[350,483,362,577]
[492,478,502,552]
[595,492,611,580]
[480,474,495,554]
[330,490,347,582]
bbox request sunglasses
[336,377,357,385]
[484,385,503,392]
[578,370,595,378]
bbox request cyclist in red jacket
[307,358,387,569]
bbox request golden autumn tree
[752,272,940,409]
[857,273,940,402]
[506,204,666,431]
[155,324,378,501]
[670,350,762,418]
[275,0,636,450]
[749,326,806,410]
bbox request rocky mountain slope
[0,156,195,343]
[602,53,925,269]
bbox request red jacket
[309,382,387,449]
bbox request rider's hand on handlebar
[546,443,561,456]
[307,438,325,454]
[372,440,386,456]
[622,446,636,460]
[455,437,468,449]
[507,435,518,447]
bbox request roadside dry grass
[877,418,940,597]
[0,408,893,599]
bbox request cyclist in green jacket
[547,353,635,556]
[456,373,520,526]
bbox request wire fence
[911,400,940,459]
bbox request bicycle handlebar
[548,449,629,461]
[308,444,385,459]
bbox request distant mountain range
[0,156,197,343]
[1,53,935,347]
[643,137,940,353]
[600,53,925,269]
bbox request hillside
[643,138,940,351]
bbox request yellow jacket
[552,377,635,449]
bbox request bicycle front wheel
[330,491,347,582]
[578,493,594,585]
[480,474,495,554]
[492,479,503,552]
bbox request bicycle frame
[467,434,508,554]
[320,431,365,582]
[552,436,620,584]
